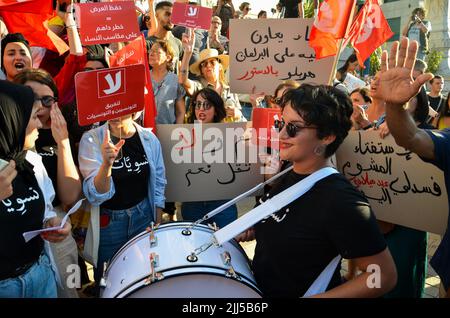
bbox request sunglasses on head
[35,95,57,108]
[193,100,213,110]
[274,119,317,138]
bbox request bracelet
[65,24,77,29]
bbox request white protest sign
[335,131,448,235]
[157,122,263,202]
[229,18,336,94]
[343,73,367,93]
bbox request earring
[314,145,325,156]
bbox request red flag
[309,0,356,59]
[346,0,394,66]
[1,11,69,55]
[110,35,157,130]
[0,0,52,14]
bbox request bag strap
[302,255,342,297]
[213,167,339,245]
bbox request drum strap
[213,166,341,296]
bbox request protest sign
[229,18,335,94]
[336,131,448,235]
[77,1,139,45]
[75,64,145,126]
[171,2,212,30]
[343,73,367,93]
[157,122,263,202]
[251,108,281,149]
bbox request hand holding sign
[102,129,125,167]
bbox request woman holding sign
[0,80,71,298]
[237,84,397,297]
[78,114,166,292]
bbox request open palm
[374,38,433,106]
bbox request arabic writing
[84,32,138,43]
[89,4,123,14]
[112,155,148,173]
[2,187,40,215]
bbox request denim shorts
[0,253,57,298]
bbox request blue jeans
[94,198,153,284]
[0,253,57,298]
[181,200,238,229]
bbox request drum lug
[144,252,164,285]
[221,252,241,281]
[221,251,231,266]
[147,222,158,247]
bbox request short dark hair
[1,33,32,72]
[188,88,226,123]
[13,68,59,99]
[350,87,372,104]
[257,10,267,18]
[280,84,353,158]
[155,1,173,11]
[430,75,444,84]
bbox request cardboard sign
[75,64,145,125]
[157,123,263,202]
[77,1,139,45]
[336,131,448,235]
[229,19,336,94]
[171,2,212,31]
[251,108,281,149]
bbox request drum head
[126,274,261,298]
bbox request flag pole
[327,2,358,85]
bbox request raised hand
[181,28,196,54]
[101,129,125,167]
[50,104,69,145]
[373,37,433,106]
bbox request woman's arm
[178,30,196,96]
[147,0,157,37]
[313,248,397,298]
[175,97,186,124]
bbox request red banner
[77,1,139,45]
[109,35,157,130]
[251,108,281,149]
[75,64,145,126]
[0,0,52,14]
[171,2,212,31]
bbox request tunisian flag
[110,35,157,130]
[0,0,69,54]
[309,0,355,59]
[0,0,52,14]
[346,0,394,66]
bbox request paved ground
[80,197,443,298]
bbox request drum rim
[106,221,252,272]
[106,266,262,298]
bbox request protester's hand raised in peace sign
[373,37,433,106]
[182,28,196,54]
[101,129,125,167]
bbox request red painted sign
[251,108,281,149]
[77,1,139,45]
[171,2,212,31]
[75,64,145,126]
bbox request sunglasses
[270,96,282,105]
[193,100,213,110]
[200,59,219,69]
[34,95,57,108]
[274,119,317,138]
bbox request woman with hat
[0,80,72,297]
[179,30,244,122]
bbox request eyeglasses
[274,119,317,138]
[245,7,251,11]
[200,59,219,69]
[83,67,104,71]
[270,96,282,105]
[34,95,57,108]
[144,16,150,22]
[193,100,213,110]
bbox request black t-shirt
[280,0,302,18]
[35,128,60,207]
[0,170,45,278]
[428,95,445,112]
[101,132,150,210]
[253,171,386,297]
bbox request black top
[253,171,387,297]
[0,170,45,278]
[280,0,302,18]
[101,132,150,210]
[428,95,445,112]
[35,128,60,207]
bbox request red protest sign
[171,2,212,31]
[75,64,145,126]
[109,35,157,130]
[251,108,281,149]
[77,1,139,45]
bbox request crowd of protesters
[0,0,449,299]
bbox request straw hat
[190,48,229,76]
